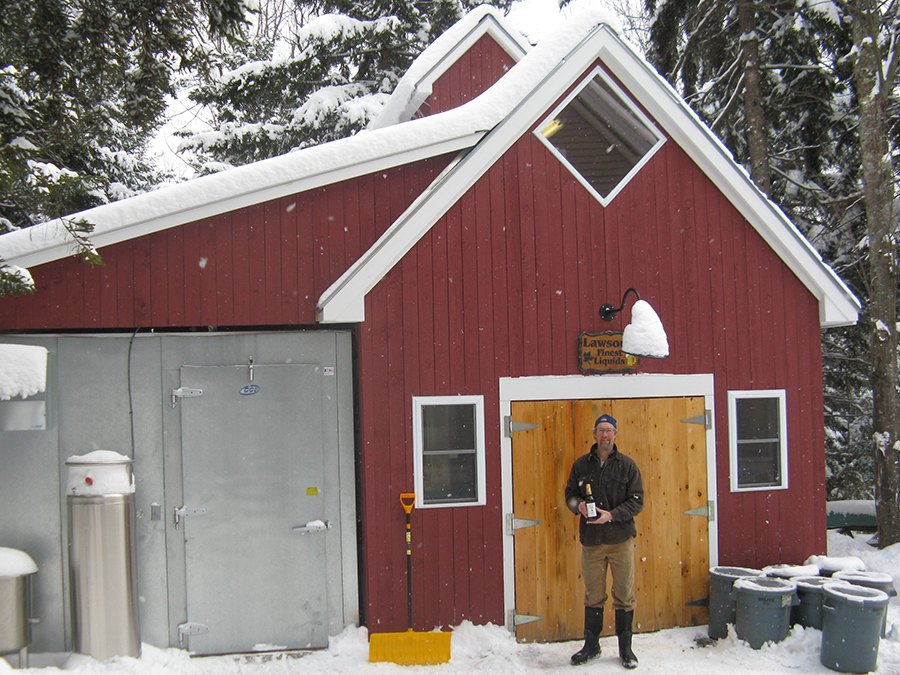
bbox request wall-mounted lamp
[599,288,669,359]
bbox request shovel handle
[400,493,416,514]
[400,493,416,629]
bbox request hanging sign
[578,332,639,374]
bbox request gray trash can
[820,583,889,673]
[731,576,798,649]
[0,548,38,668]
[832,570,896,597]
[791,576,851,629]
[708,566,764,639]
[66,451,141,661]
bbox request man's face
[594,423,617,451]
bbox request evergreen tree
[0,0,253,293]
[642,0,888,504]
[178,0,512,172]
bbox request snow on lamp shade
[621,300,669,358]
[0,344,48,400]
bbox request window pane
[539,73,660,201]
[423,452,477,504]
[734,396,782,488]
[737,441,781,487]
[422,404,476,452]
[736,398,780,440]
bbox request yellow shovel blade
[369,629,452,665]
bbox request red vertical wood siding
[0,159,453,331]
[356,128,827,631]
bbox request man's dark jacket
[564,443,644,546]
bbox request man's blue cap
[595,414,617,428]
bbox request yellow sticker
[306,487,319,497]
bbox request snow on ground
[4,530,899,674]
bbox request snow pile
[0,343,48,400]
[763,563,820,578]
[65,450,135,496]
[805,554,866,576]
[0,547,38,578]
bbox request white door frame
[498,373,718,633]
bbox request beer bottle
[584,483,598,519]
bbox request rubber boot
[615,608,638,669]
[570,606,603,666]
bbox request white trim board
[498,373,718,634]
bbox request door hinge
[506,513,542,535]
[504,416,540,438]
[506,609,543,632]
[171,387,203,408]
[681,410,712,429]
[684,500,715,522]
[174,505,207,529]
[178,622,209,646]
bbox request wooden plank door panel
[511,397,709,642]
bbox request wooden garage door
[510,397,710,642]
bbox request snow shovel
[369,493,452,665]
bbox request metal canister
[66,452,140,660]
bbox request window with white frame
[412,395,486,507]
[534,67,665,206]
[728,390,788,491]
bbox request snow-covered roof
[0,6,859,329]
[317,13,860,327]
[366,5,530,130]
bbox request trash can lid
[733,576,797,594]
[823,583,889,604]
[0,547,38,578]
[832,570,893,584]
[793,576,851,591]
[710,566,764,579]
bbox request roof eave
[1,132,485,270]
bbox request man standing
[564,414,644,669]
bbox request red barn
[0,7,859,655]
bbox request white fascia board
[3,133,483,270]
[317,29,612,324]
[316,149,475,323]
[593,31,860,327]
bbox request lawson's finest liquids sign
[578,332,639,374]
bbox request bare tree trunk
[849,0,900,548]
[738,1,772,196]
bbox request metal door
[175,363,334,654]
[510,397,710,642]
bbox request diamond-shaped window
[535,67,665,206]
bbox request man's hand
[578,502,613,524]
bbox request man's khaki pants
[582,537,636,611]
